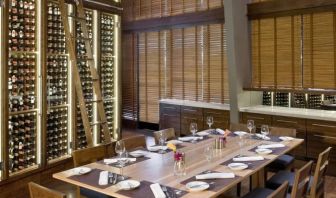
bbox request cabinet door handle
[311,124,336,128]
[276,119,298,124]
[313,134,336,140]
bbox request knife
[161,185,171,198]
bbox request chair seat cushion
[266,170,295,192]
[268,154,295,170]
[242,188,274,198]
[80,187,111,198]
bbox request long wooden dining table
[53,132,303,198]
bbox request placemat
[221,156,270,170]
[146,144,186,154]
[116,180,188,198]
[249,145,289,155]
[98,156,151,168]
[251,135,283,142]
[180,170,241,192]
[68,168,114,189]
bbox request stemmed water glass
[247,120,254,136]
[115,140,125,157]
[190,122,198,143]
[207,116,214,129]
[261,125,269,139]
[158,131,167,154]
[117,152,129,181]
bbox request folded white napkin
[150,183,166,198]
[178,136,203,142]
[98,171,108,186]
[196,172,235,180]
[166,139,183,145]
[233,156,264,162]
[234,131,248,136]
[197,131,209,136]
[216,128,225,135]
[147,146,168,152]
[279,136,294,141]
[258,143,285,149]
[129,150,148,157]
[103,158,136,164]
[255,134,271,140]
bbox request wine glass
[158,132,167,154]
[115,140,125,157]
[261,125,269,139]
[204,146,214,163]
[206,116,214,129]
[117,151,129,180]
[190,122,198,143]
[247,120,254,136]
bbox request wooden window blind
[138,24,229,124]
[251,15,302,89]
[302,12,336,89]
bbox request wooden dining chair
[242,181,289,198]
[153,128,176,144]
[309,147,332,198]
[267,127,297,173]
[123,134,147,150]
[28,182,66,198]
[72,144,112,198]
[266,160,313,198]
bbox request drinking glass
[238,133,246,157]
[190,122,198,143]
[117,152,129,180]
[115,140,125,157]
[206,116,214,129]
[158,131,167,154]
[261,125,269,139]
[204,146,214,163]
[247,120,254,136]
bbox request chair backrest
[267,181,289,198]
[291,161,313,198]
[105,141,117,158]
[153,128,176,144]
[310,147,332,198]
[72,144,107,167]
[230,123,251,133]
[123,135,147,150]
[29,182,66,198]
[269,126,296,137]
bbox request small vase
[173,151,186,176]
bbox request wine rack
[274,92,289,107]
[8,113,37,174]
[99,13,115,141]
[47,108,68,161]
[47,1,65,54]
[325,95,336,103]
[262,92,272,106]
[8,0,38,175]
[76,104,93,149]
[291,93,306,108]
[307,94,322,109]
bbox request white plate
[197,131,210,136]
[129,150,146,158]
[166,139,183,145]
[279,136,294,141]
[186,181,210,192]
[255,148,272,155]
[116,180,141,190]
[234,131,248,136]
[72,167,92,175]
[228,163,248,171]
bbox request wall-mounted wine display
[47,1,65,54]
[274,92,289,107]
[8,113,37,174]
[291,93,306,108]
[47,107,68,161]
[100,100,114,141]
[324,95,336,103]
[307,94,322,109]
[262,91,271,106]
[76,103,93,149]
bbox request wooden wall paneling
[271,116,307,158]
[159,103,181,136]
[306,119,336,176]
[241,113,272,129]
[181,106,203,136]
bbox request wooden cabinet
[203,108,230,130]
[272,116,307,158]
[181,106,203,136]
[159,103,181,136]
[241,113,272,128]
[306,120,336,176]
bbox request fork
[161,185,172,198]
